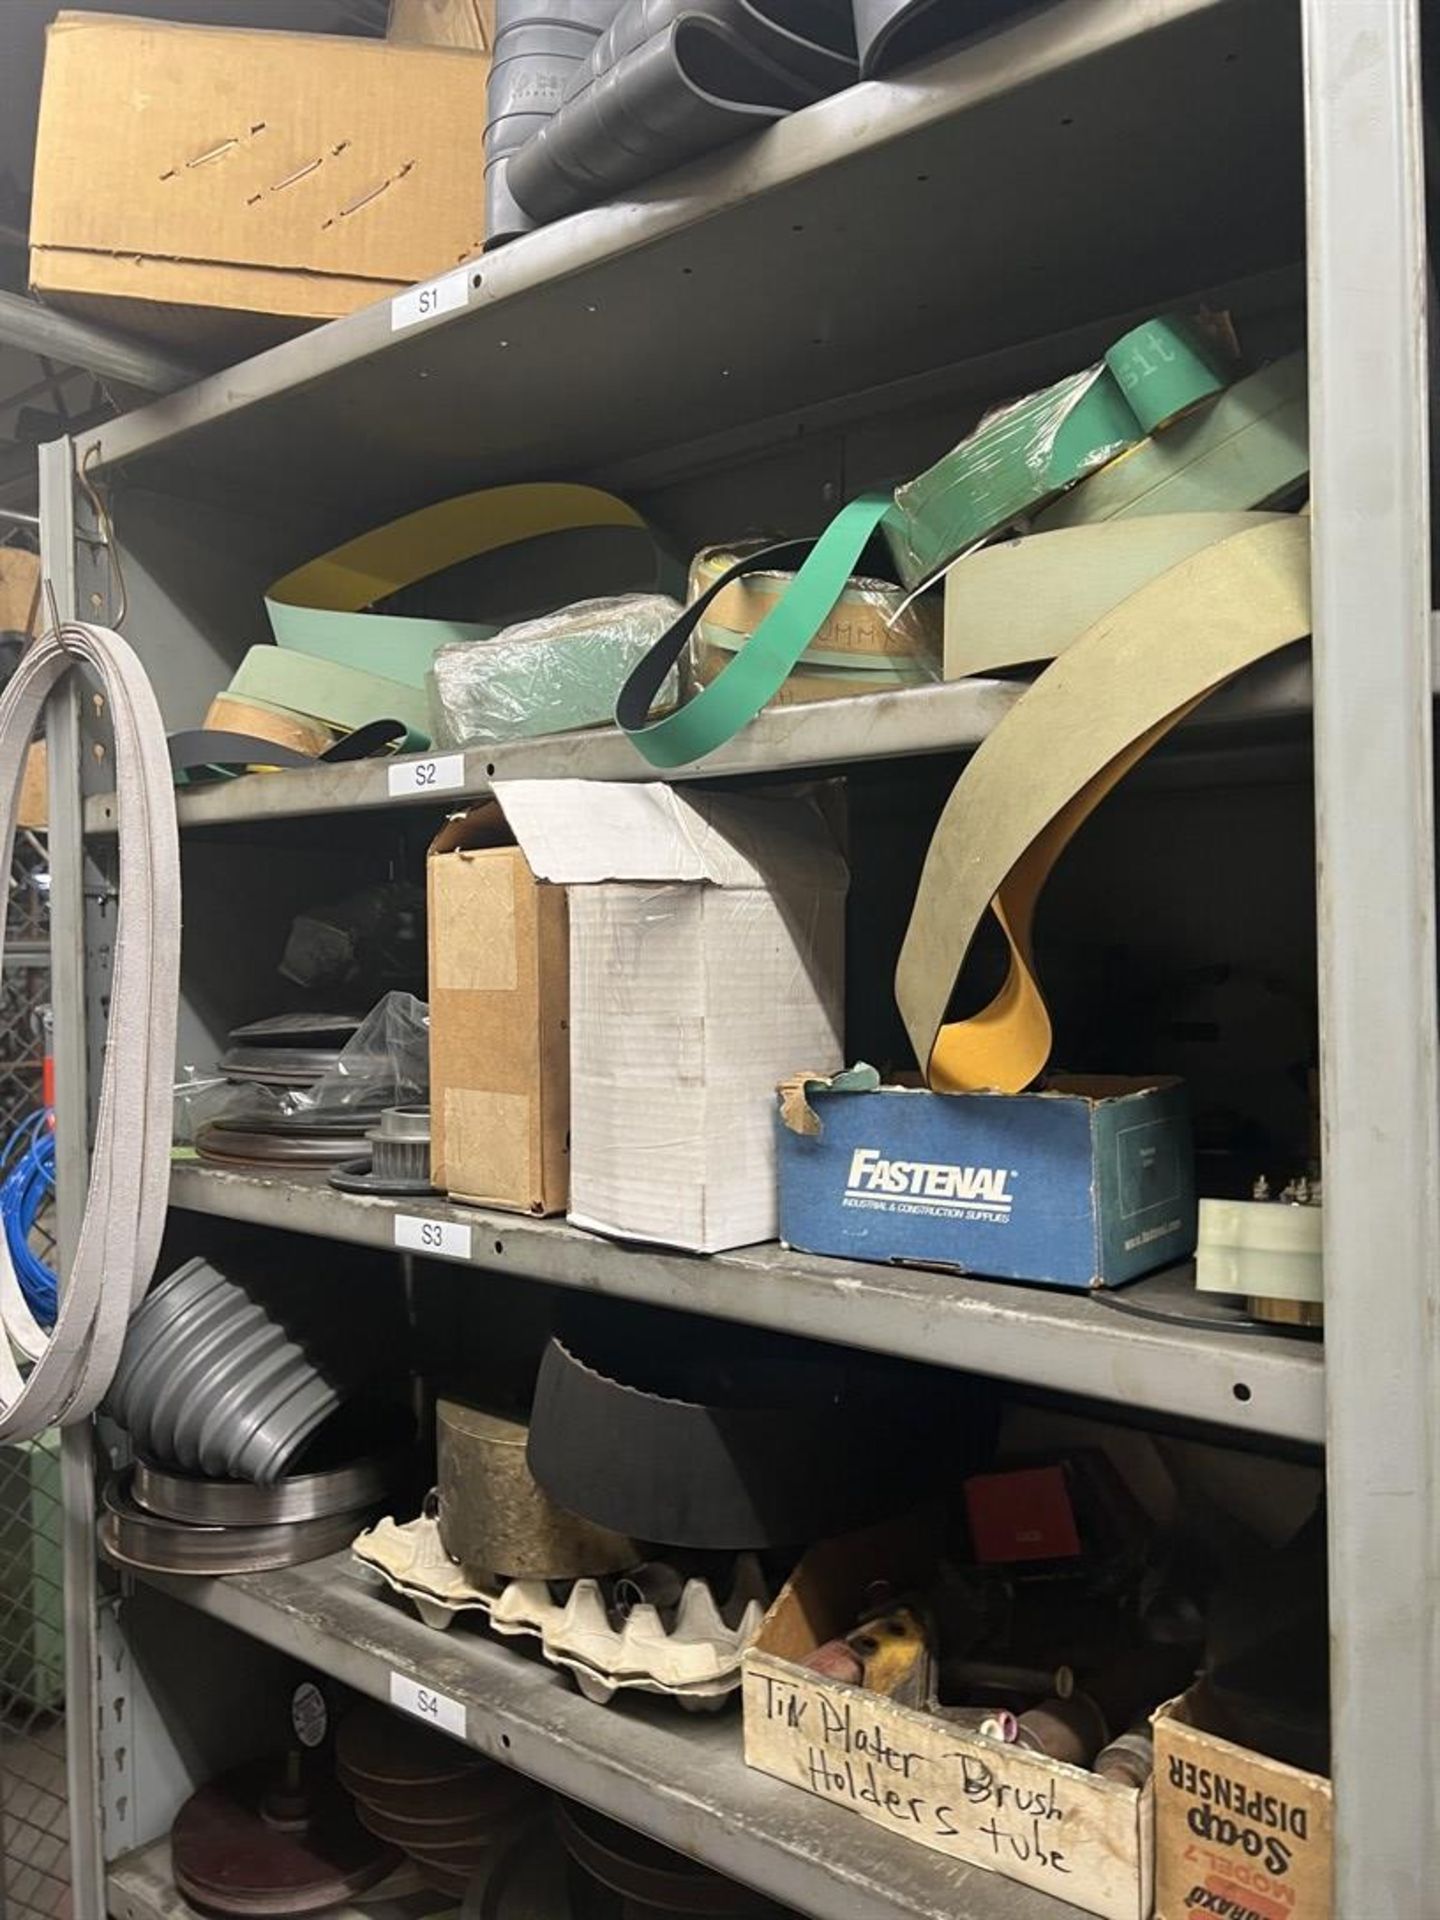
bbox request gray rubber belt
[508,0,855,227]
[485,2,625,245]
[0,623,179,1440]
[854,0,1031,77]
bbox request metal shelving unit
[36,0,1434,1914]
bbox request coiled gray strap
[0,622,179,1439]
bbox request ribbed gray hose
[0,623,179,1441]
[485,0,626,245]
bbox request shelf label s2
[394,1214,472,1261]
[390,1672,466,1740]
[391,266,470,332]
[387,753,465,798]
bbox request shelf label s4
[390,1672,466,1740]
[394,1214,473,1261]
[391,266,470,332]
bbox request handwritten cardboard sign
[743,1540,1154,1920]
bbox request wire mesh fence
[0,827,68,1920]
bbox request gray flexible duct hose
[0,623,179,1441]
[485,1,626,245]
[507,0,855,229]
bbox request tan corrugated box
[30,12,487,355]
[428,802,569,1216]
[1154,1686,1332,1920]
[389,0,493,52]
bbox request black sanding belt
[854,0,1033,76]
[508,0,856,226]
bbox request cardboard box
[427,803,568,1215]
[743,1517,1153,1920]
[30,13,488,354]
[1154,1687,1332,1920]
[493,779,846,1253]
[389,0,493,53]
[777,1076,1195,1288]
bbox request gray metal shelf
[111,1552,1094,1920]
[86,644,1322,832]
[169,1162,1325,1445]
[78,0,1300,521]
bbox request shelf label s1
[391,266,470,333]
[387,753,465,798]
[394,1214,472,1261]
[390,1672,466,1740]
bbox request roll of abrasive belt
[896,515,1311,1094]
[691,541,939,702]
[0,624,178,1440]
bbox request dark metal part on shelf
[195,1123,366,1169]
[329,1105,435,1196]
[100,1476,371,1577]
[131,1449,403,1528]
[171,1756,400,1917]
[228,1014,363,1048]
[218,1046,347,1086]
[437,1399,639,1581]
[555,1796,786,1914]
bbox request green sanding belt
[265,483,653,690]
[1034,352,1308,531]
[883,314,1233,588]
[614,493,896,769]
[227,647,432,748]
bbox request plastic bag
[429,594,682,747]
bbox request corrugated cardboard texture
[31,12,487,346]
[1154,1689,1332,1920]
[0,551,40,636]
[428,813,568,1215]
[389,0,493,52]
[744,1516,1153,1920]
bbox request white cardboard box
[493,780,846,1252]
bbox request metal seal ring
[131,1450,404,1527]
[99,1474,369,1576]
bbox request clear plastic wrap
[428,593,683,748]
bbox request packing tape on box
[265,483,654,689]
[896,514,1312,1092]
[884,314,1234,589]
[1033,351,1308,532]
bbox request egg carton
[353,1513,766,1709]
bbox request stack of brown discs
[172,1754,399,1917]
[336,1702,542,1896]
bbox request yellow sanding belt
[896,515,1311,1093]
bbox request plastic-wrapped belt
[0,623,178,1439]
[507,0,856,228]
[895,515,1312,1093]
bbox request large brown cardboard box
[427,803,568,1216]
[1154,1687,1332,1920]
[743,1515,1153,1920]
[30,13,488,355]
[389,0,494,53]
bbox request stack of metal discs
[336,1703,544,1896]
[556,1799,795,1917]
[217,1013,361,1088]
[200,1012,382,1171]
[101,1442,404,1578]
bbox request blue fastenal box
[776,1076,1195,1290]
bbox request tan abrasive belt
[896,516,1311,1093]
